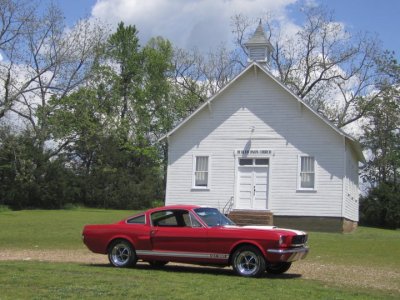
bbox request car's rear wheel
[108,239,137,268]
[232,245,266,277]
[266,262,292,274]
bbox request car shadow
[83,262,302,279]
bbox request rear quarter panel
[83,223,151,254]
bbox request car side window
[182,211,203,228]
[151,210,203,228]
[126,214,146,224]
[151,210,180,227]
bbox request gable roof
[160,62,364,162]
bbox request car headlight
[279,235,287,247]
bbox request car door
[150,209,210,258]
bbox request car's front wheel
[266,262,292,274]
[232,245,266,277]
[108,239,137,268]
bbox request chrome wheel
[232,246,265,277]
[108,240,137,268]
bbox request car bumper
[267,246,309,262]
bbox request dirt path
[0,249,107,264]
[1,249,399,293]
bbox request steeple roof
[244,20,274,64]
[244,20,272,48]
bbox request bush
[0,128,164,210]
[151,200,165,208]
[0,205,11,212]
[360,183,400,229]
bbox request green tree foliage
[0,127,79,209]
[361,90,400,186]
[47,87,164,209]
[43,23,175,209]
[360,54,400,228]
[1,19,176,209]
[360,183,400,229]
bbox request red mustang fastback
[83,205,309,277]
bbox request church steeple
[244,20,274,66]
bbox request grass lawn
[310,226,400,268]
[0,260,395,300]
[0,208,136,249]
[0,209,399,299]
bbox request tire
[148,261,168,267]
[266,262,292,274]
[108,239,137,268]
[232,245,266,277]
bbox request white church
[160,22,363,232]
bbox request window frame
[151,210,179,227]
[238,158,269,166]
[150,209,204,228]
[297,155,317,191]
[192,155,211,190]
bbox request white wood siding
[343,141,360,221]
[166,68,346,218]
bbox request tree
[232,6,389,128]
[172,45,243,116]
[43,24,176,209]
[0,126,79,209]
[1,1,106,154]
[0,1,107,209]
[359,54,400,229]
[0,0,35,118]
[361,87,400,186]
[105,22,142,138]
[360,183,400,229]
[360,51,400,186]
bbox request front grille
[291,235,308,246]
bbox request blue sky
[55,0,399,59]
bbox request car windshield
[193,208,236,227]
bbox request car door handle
[150,229,158,236]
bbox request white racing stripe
[241,225,277,230]
[225,225,307,237]
[240,225,306,235]
[136,250,229,260]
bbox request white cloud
[91,0,298,51]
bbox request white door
[237,161,269,210]
[253,168,268,209]
[237,167,253,209]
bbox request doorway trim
[233,149,272,211]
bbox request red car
[82,205,309,277]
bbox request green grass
[0,208,399,299]
[0,208,138,249]
[0,261,397,300]
[307,227,400,268]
